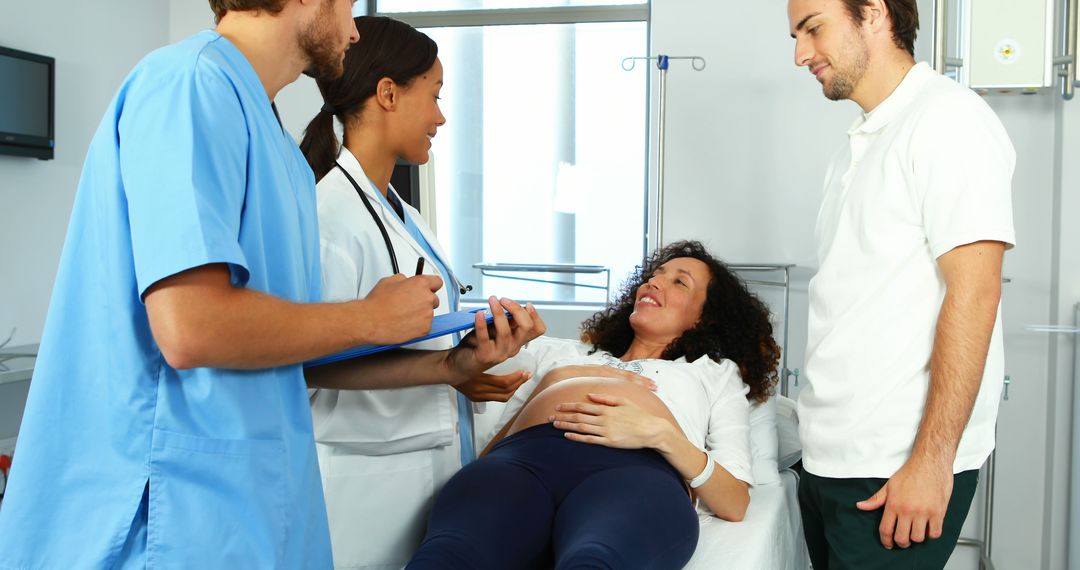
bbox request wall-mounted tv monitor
[0,46,55,160]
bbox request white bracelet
[688,454,715,489]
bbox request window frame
[371,1,653,307]
[370,3,648,27]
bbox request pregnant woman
[407,240,779,569]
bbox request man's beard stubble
[299,3,346,80]
[823,35,869,101]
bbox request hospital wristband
[687,453,715,489]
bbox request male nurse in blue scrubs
[0,1,542,568]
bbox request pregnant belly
[507,377,682,438]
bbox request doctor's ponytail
[300,16,438,182]
[300,102,340,182]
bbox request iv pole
[622,54,706,247]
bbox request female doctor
[300,16,542,569]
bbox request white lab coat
[312,149,467,570]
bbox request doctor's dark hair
[580,240,779,404]
[300,16,438,182]
[208,0,286,23]
[841,0,918,56]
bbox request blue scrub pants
[407,423,699,570]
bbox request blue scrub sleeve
[119,55,251,298]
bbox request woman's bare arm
[654,431,750,521]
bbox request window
[379,2,650,305]
[379,0,642,12]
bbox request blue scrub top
[0,32,331,569]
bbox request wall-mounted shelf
[473,262,612,302]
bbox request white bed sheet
[685,468,809,570]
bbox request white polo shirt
[799,62,1016,479]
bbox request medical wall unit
[968,0,1053,90]
[0,46,55,160]
[934,0,1078,98]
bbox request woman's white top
[508,337,756,502]
[312,149,462,570]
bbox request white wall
[651,0,1070,568]
[0,0,170,348]
[0,0,578,348]
[0,1,171,442]
[0,0,357,353]
[649,0,855,394]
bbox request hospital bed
[685,394,808,569]
[474,368,811,569]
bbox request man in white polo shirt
[786,0,1015,567]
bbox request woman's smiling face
[629,256,711,345]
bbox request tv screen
[0,46,54,160]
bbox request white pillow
[775,395,802,470]
[747,397,781,486]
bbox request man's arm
[857,239,1005,548]
[144,263,442,370]
[305,297,545,391]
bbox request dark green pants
[798,469,979,570]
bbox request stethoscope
[334,162,473,296]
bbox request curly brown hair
[580,241,779,403]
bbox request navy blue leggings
[407,423,699,570]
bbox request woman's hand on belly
[487,366,655,453]
[551,393,679,451]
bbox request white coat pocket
[312,385,454,455]
[322,447,436,569]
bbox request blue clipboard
[304,308,503,368]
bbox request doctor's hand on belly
[444,296,546,399]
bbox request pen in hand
[415,257,426,276]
